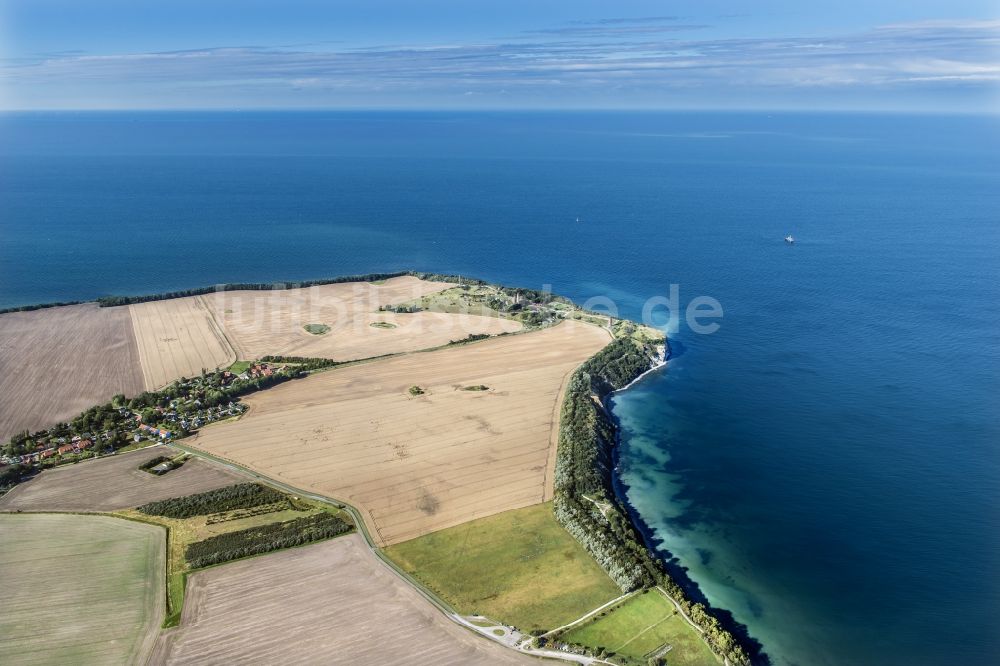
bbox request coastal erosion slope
[0,303,145,442]
[187,320,610,546]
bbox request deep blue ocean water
[1,111,998,665]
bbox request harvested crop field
[130,296,235,389]
[151,534,531,665]
[0,513,165,665]
[188,320,610,546]
[202,275,521,361]
[0,303,144,442]
[0,446,244,513]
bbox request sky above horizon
[0,1,997,112]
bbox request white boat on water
[785,235,795,244]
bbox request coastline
[609,344,668,395]
[552,332,753,665]
[2,270,754,664]
[603,351,765,664]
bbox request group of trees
[552,333,751,666]
[213,370,295,403]
[3,401,130,459]
[259,355,342,372]
[95,271,413,307]
[4,270,575,324]
[0,463,28,489]
[4,431,37,458]
[448,333,491,346]
[380,304,420,313]
[580,337,659,395]
[129,364,300,418]
[185,512,352,569]
[70,402,124,435]
[0,299,84,315]
[137,483,286,518]
[137,455,172,472]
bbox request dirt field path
[0,303,145,442]
[187,320,610,546]
[150,534,532,665]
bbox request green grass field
[228,360,252,374]
[562,590,719,665]
[303,323,331,335]
[384,502,621,632]
[0,513,165,664]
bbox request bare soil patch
[150,534,531,665]
[0,446,244,513]
[0,303,144,442]
[187,320,610,546]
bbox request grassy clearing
[0,514,164,664]
[567,311,611,327]
[391,286,510,318]
[561,590,718,665]
[111,440,158,454]
[384,502,620,632]
[228,360,251,374]
[303,323,331,335]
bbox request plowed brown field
[0,303,145,442]
[150,534,531,665]
[187,320,610,546]
[0,446,244,512]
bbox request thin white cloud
[1,19,996,109]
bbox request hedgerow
[259,356,343,371]
[136,483,286,518]
[185,512,352,568]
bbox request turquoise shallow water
[1,111,998,664]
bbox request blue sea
[1,111,998,665]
